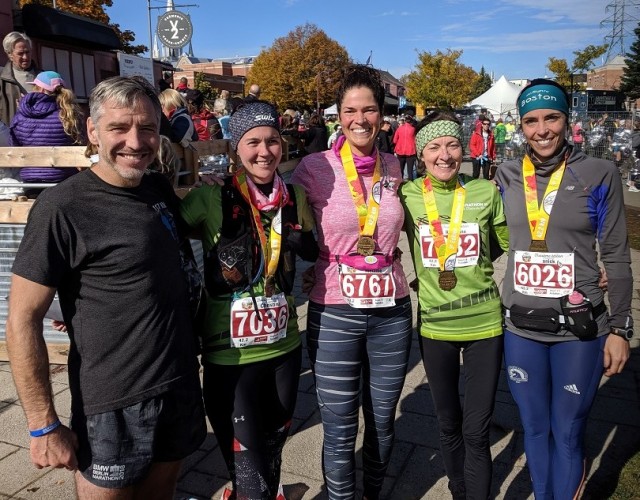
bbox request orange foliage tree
[248,24,351,111]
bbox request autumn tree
[19,0,146,54]
[404,49,477,108]
[247,24,351,111]
[470,66,492,100]
[546,44,608,91]
[620,23,640,99]
[546,57,572,88]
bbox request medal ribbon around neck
[233,169,283,285]
[340,140,382,238]
[422,176,466,272]
[522,155,566,243]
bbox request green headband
[518,84,569,117]
[415,120,464,156]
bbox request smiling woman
[291,64,412,500]
[494,78,634,499]
[179,99,318,500]
[399,110,509,499]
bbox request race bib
[338,263,396,308]
[230,293,289,348]
[513,251,575,298]
[420,223,480,268]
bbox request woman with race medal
[291,64,412,500]
[494,79,633,500]
[180,100,318,500]
[399,111,509,500]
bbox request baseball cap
[27,71,65,92]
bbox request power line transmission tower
[602,0,640,61]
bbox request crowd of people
[1,28,635,500]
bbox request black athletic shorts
[72,382,206,489]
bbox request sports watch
[610,327,634,340]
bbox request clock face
[156,10,193,49]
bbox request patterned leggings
[307,297,413,500]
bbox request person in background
[400,110,509,500]
[469,117,495,179]
[186,89,221,141]
[10,71,84,191]
[376,116,394,154]
[572,120,584,152]
[494,118,507,162]
[176,76,189,96]
[159,88,198,147]
[180,100,318,500]
[296,113,329,155]
[291,64,412,500]
[245,83,261,101]
[494,78,633,499]
[1,31,39,126]
[504,119,516,160]
[214,97,232,140]
[327,123,342,149]
[393,115,417,180]
[158,71,172,92]
[6,75,206,500]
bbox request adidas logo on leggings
[564,384,581,395]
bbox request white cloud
[374,10,417,17]
[441,23,465,32]
[498,0,630,25]
[442,27,605,53]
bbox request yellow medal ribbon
[421,176,466,272]
[233,169,283,286]
[522,155,566,243]
[340,140,382,237]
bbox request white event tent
[468,75,521,118]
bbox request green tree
[404,49,477,108]
[248,24,351,111]
[19,0,146,54]
[470,66,492,100]
[193,72,217,101]
[546,44,608,91]
[621,23,640,99]
[546,57,572,88]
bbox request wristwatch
[610,327,634,340]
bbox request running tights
[504,332,606,500]
[202,346,302,500]
[307,297,413,500]
[420,335,503,500]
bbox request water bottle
[560,289,598,339]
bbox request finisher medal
[357,236,376,256]
[438,270,457,291]
[529,240,548,253]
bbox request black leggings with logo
[202,346,301,499]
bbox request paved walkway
[1,168,639,499]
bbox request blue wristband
[29,419,61,437]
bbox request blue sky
[106,0,634,82]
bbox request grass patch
[611,450,640,499]
[626,206,640,251]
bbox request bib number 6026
[515,262,573,289]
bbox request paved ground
[1,163,639,499]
